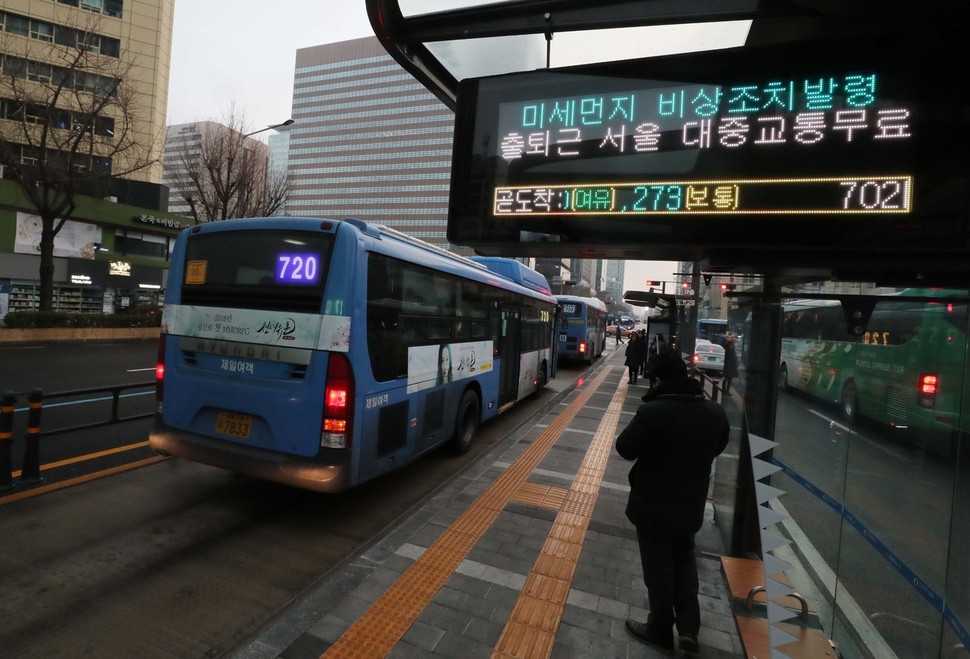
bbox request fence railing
[1,381,154,489]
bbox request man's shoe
[625,620,675,654]
[678,634,699,654]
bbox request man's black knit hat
[651,352,688,381]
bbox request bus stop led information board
[447,32,968,270]
[493,75,913,216]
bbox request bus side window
[457,282,486,339]
[367,254,408,381]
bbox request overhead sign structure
[448,27,969,277]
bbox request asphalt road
[0,339,589,657]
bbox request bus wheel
[778,363,790,390]
[841,381,859,423]
[451,390,480,454]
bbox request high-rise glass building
[286,37,459,251]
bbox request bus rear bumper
[149,417,352,493]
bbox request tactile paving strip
[492,374,626,658]
[322,368,619,658]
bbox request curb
[0,327,160,344]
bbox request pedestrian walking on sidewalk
[722,336,739,394]
[614,352,730,655]
[616,324,625,345]
[624,332,645,384]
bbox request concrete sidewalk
[232,345,743,658]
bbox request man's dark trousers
[635,527,700,638]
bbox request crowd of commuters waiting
[623,330,668,386]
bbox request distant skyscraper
[606,261,625,305]
[286,37,459,251]
[162,121,269,218]
[268,127,291,177]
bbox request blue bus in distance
[697,318,729,345]
[150,217,558,492]
[468,256,553,295]
[555,295,608,363]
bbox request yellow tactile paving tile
[493,620,555,658]
[511,481,568,509]
[532,553,577,581]
[492,378,627,658]
[321,368,616,659]
[523,573,573,604]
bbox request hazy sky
[167,1,373,130]
[166,2,691,292]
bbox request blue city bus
[555,295,608,363]
[149,217,558,492]
[468,257,553,295]
[697,318,729,345]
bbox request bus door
[499,308,521,406]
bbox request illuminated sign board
[447,29,969,273]
[109,261,132,277]
[275,253,321,285]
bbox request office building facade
[1,0,175,316]
[162,121,271,219]
[0,0,174,185]
[287,37,458,251]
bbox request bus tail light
[322,353,354,449]
[579,340,587,354]
[154,336,165,412]
[917,373,938,408]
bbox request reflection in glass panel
[422,23,750,82]
[770,286,967,657]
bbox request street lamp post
[244,119,294,138]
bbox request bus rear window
[182,231,334,312]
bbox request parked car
[691,339,725,373]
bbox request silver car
[691,339,725,373]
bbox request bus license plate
[215,411,253,439]
[559,334,567,342]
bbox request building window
[30,21,54,43]
[57,0,122,19]
[104,0,123,18]
[115,230,169,259]
[54,26,121,58]
[4,14,28,37]
[26,62,52,84]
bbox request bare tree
[167,108,290,223]
[0,14,159,312]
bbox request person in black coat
[615,352,730,654]
[722,337,739,394]
[624,332,645,384]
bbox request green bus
[779,290,969,452]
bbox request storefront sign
[109,261,132,277]
[135,214,190,230]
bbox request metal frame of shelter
[366,0,969,287]
[363,5,970,656]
